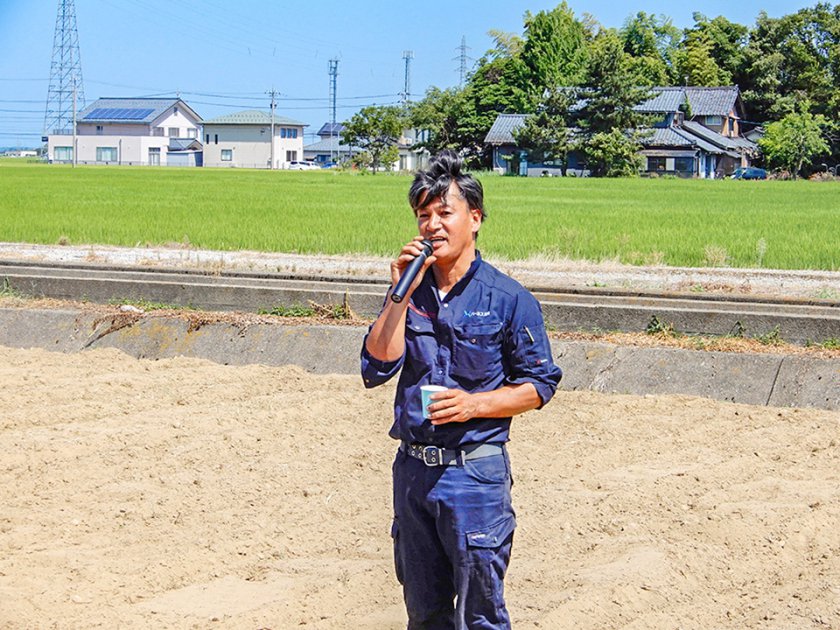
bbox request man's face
[415,182,482,265]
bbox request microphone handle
[390,240,434,303]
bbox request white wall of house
[153,108,200,138]
[202,124,304,169]
[48,134,182,165]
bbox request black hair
[408,150,486,221]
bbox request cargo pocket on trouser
[462,514,516,620]
[391,518,404,585]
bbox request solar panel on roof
[83,107,154,120]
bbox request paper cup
[421,385,448,419]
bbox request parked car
[731,167,767,180]
[287,160,320,170]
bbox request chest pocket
[451,322,504,381]
[405,310,436,368]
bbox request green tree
[577,30,653,135]
[684,13,749,85]
[455,31,533,166]
[587,128,644,177]
[575,30,652,176]
[521,2,590,94]
[758,110,829,178]
[620,11,681,85]
[341,105,405,174]
[513,87,576,175]
[408,86,465,155]
[675,30,729,86]
[742,5,840,123]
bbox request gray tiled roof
[79,98,201,124]
[682,120,756,151]
[642,124,740,157]
[633,86,743,117]
[484,114,527,145]
[635,88,686,113]
[685,87,739,117]
[203,110,306,126]
[645,126,694,146]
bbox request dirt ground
[1,345,839,629]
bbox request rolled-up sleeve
[360,332,404,389]
[504,292,562,407]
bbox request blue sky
[0,0,819,147]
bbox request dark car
[731,167,767,180]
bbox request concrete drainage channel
[1,261,838,411]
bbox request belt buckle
[422,445,442,466]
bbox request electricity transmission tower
[401,50,414,106]
[454,36,472,86]
[44,0,85,136]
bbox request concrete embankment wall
[1,307,837,411]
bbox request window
[705,115,723,127]
[221,149,233,161]
[153,127,164,137]
[187,128,197,138]
[96,125,104,135]
[214,134,218,144]
[148,147,160,166]
[54,146,73,161]
[674,157,694,173]
[286,150,297,161]
[205,134,210,144]
[96,147,117,162]
[168,127,179,137]
[280,128,287,139]
[647,157,666,172]
[280,127,298,139]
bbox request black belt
[400,441,504,467]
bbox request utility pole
[328,58,339,164]
[454,36,471,86]
[267,88,278,169]
[72,83,77,167]
[44,0,85,138]
[401,50,414,107]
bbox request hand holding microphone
[391,239,435,303]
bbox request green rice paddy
[1,161,837,270]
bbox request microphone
[390,240,434,303]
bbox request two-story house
[202,110,306,169]
[47,97,203,166]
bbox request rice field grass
[1,161,838,270]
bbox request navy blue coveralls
[361,252,562,629]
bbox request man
[361,151,562,629]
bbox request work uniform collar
[428,250,483,302]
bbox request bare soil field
[1,345,838,629]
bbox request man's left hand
[428,389,479,425]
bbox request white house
[202,110,306,169]
[47,97,203,166]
